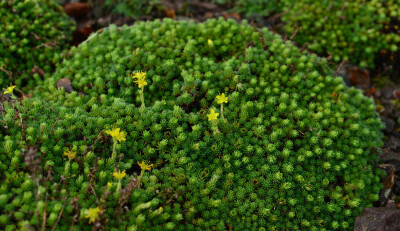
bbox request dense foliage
[97,0,400,69]
[103,0,161,18]
[0,0,75,89]
[211,0,283,18]
[211,0,400,68]
[281,0,400,68]
[1,18,384,230]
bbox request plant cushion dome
[0,0,74,88]
[1,18,384,230]
[281,0,400,68]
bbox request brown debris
[161,0,176,18]
[72,25,93,46]
[64,3,92,17]
[379,164,395,189]
[346,66,370,88]
[223,12,241,21]
[191,1,218,11]
[56,78,74,93]
[164,8,176,19]
[31,65,45,77]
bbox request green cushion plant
[1,18,384,230]
[210,0,400,68]
[281,0,400,68]
[103,0,161,18]
[0,0,75,89]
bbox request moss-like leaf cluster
[0,0,75,88]
[103,0,161,18]
[282,0,400,68]
[1,18,384,230]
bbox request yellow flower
[3,85,16,95]
[115,130,126,142]
[216,93,229,104]
[133,48,140,55]
[107,182,112,188]
[105,128,126,142]
[85,207,103,224]
[207,109,219,121]
[105,127,119,137]
[64,149,76,160]
[131,71,148,88]
[134,77,148,88]
[113,169,126,180]
[208,39,214,47]
[138,160,153,171]
[132,70,146,80]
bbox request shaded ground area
[61,1,400,229]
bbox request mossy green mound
[282,0,400,68]
[1,18,384,230]
[0,0,75,89]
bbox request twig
[51,199,67,231]
[90,183,100,204]
[295,129,305,136]
[41,199,47,231]
[0,66,12,77]
[290,24,299,40]
[335,60,347,75]
[15,88,26,99]
[69,197,80,231]
[50,118,61,134]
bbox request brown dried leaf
[379,164,395,189]
[346,66,370,88]
[191,1,217,11]
[31,65,45,76]
[64,2,91,17]
[72,25,93,46]
[56,78,73,93]
[223,12,241,21]
[164,8,176,18]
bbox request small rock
[386,200,398,209]
[390,136,400,150]
[97,16,112,28]
[380,99,394,116]
[354,207,400,231]
[382,87,395,99]
[383,117,396,132]
[56,78,73,93]
[382,150,400,161]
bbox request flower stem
[139,88,145,111]
[137,170,145,187]
[220,104,225,121]
[117,180,121,192]
[212,120,220,134]
[111,138,117,160]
